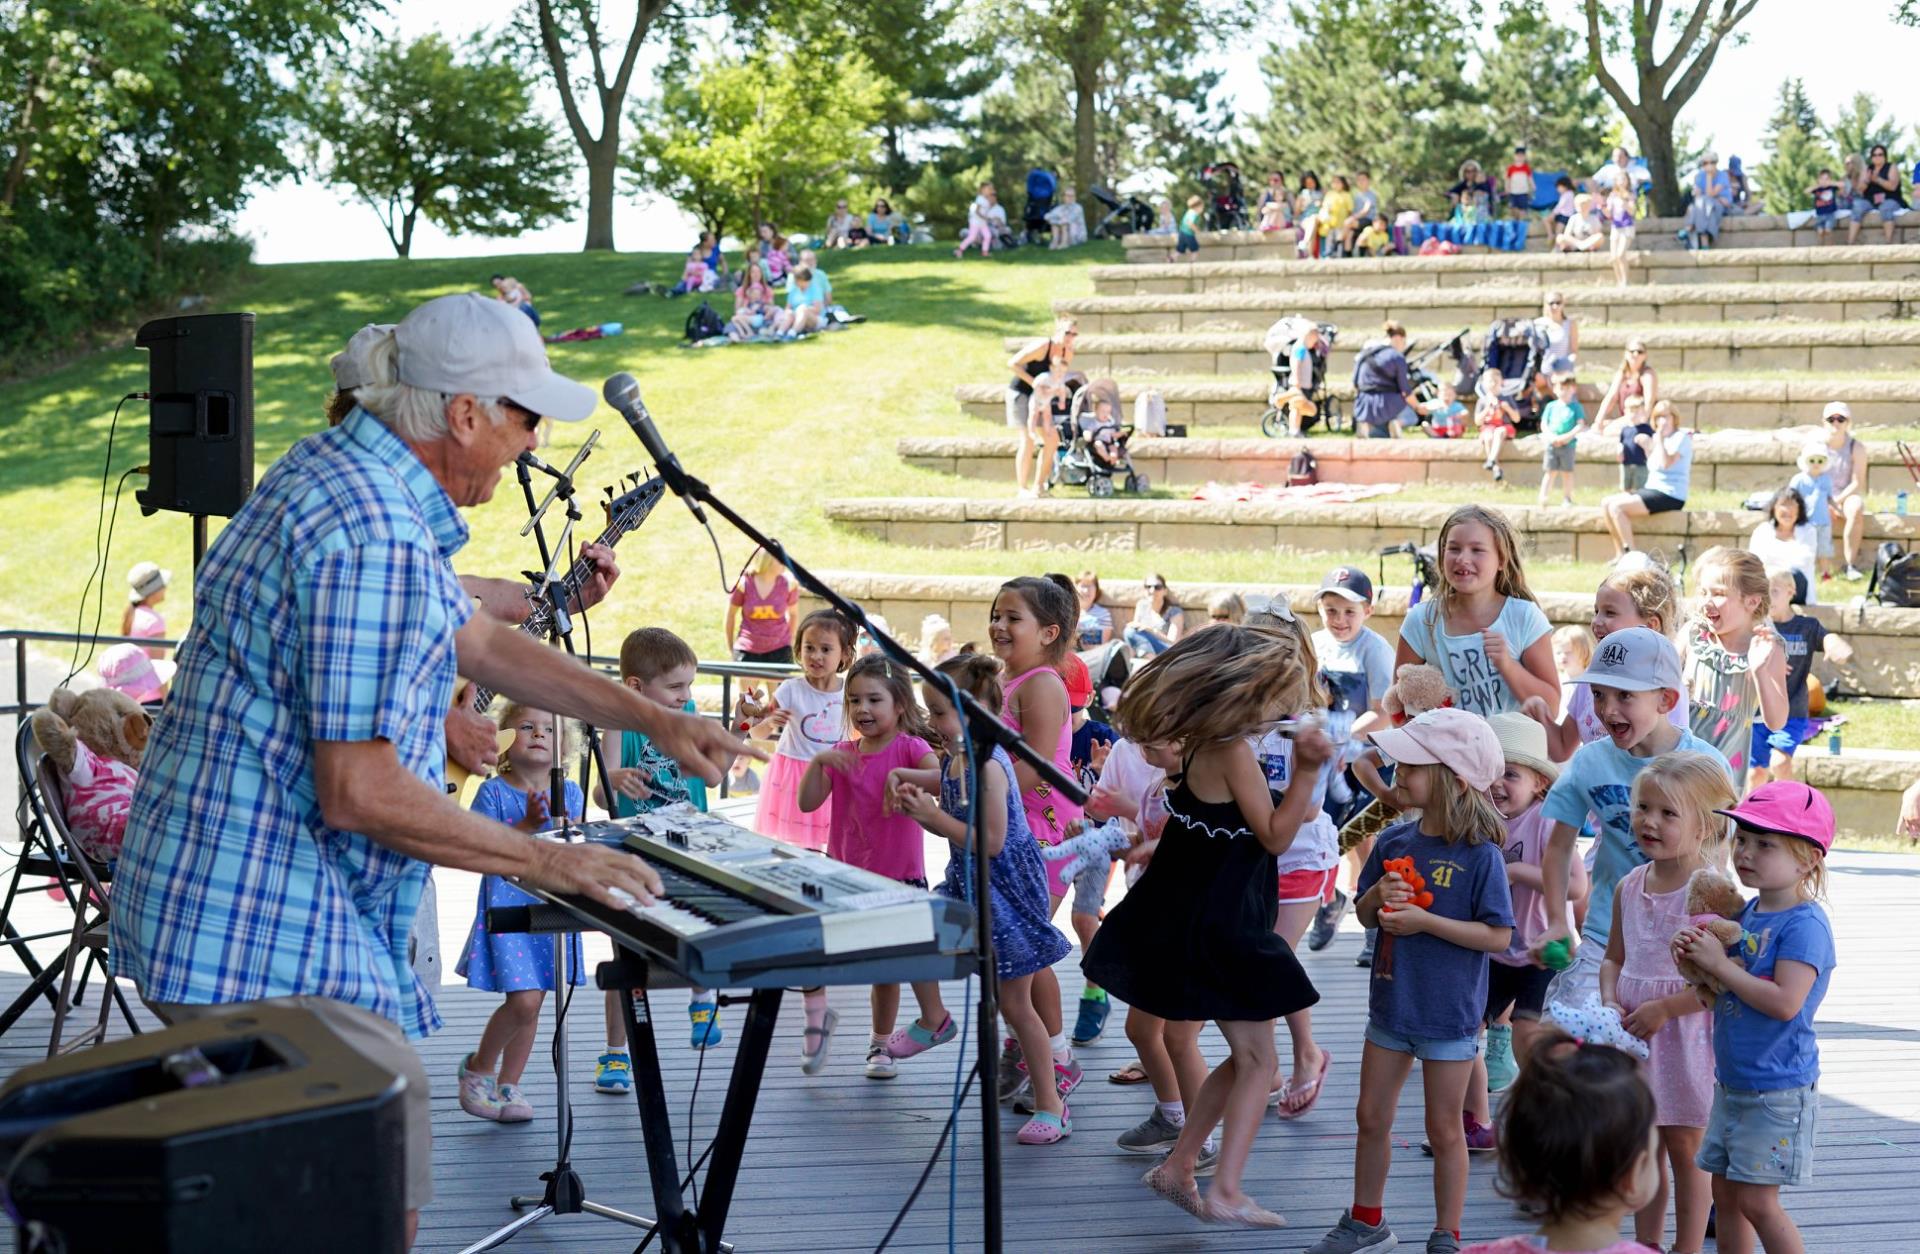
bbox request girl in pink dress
[798,653,945,1081]
[1599,751,1735,1254]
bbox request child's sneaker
[1465,1111,1496,1153]
[1116,1107,1183,1152]
[864,1044,898,1080]
[689,997,722,1050]
[1305,1210,1396,1254]
[1012,1058,1084,1112]
[800,1007,839,1076]
[594,1051,633,1094]
[1484,1023,1517,1092]
[881,1014,956,1059]
[1071,991,1110,1045]
[457,1054,503,1121]
[996,1037,1026,1102]
[1426,1230,1462,1254]
[495,1083,535,1124]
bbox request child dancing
[1306,709,1514,1254]
[892,654,1075,1143]
[1083,625,1333,1228]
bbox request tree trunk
[0,86,39,210]
[398,207,416,258]
[583,140,618,251]
[1071,59,1097,207]
[1637,111,1684,217]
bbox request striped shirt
[111,407,472,1039]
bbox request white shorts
[1608,226,1636,257]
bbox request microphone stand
[641,459,1087,1254]
[461,447,660,1253]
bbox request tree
[1755,79,1833,214]
[1824,92,1905,167]
[1581,0,1761,216]
[626,41,887,243]
[1241,0,1483,214]
[306,34,572,257]
[1476,1,1615,179]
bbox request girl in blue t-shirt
[1395,505,1560,718]
[1673,781,1836,1254]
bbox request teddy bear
[29,686,150,863]
[1377,856,1434,912]
[1670,866,1748,996]
[1338,663,1455,852]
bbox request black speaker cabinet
[134,312,255,518]
[0,1004,407,1252]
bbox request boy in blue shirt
[1531,627,1733,1000]
[1676,781,1836,1254]
[1536,372,1586,508]
[1788,440,1835,579]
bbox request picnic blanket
[1404,219,1532,253]
[1189,482,1402,505]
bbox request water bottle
[1899,491,1909,518]
[1828,724,1842,756]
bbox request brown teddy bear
[29,686,150,862]
[1670,866,1748,995]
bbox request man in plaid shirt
[112,293,750,1242]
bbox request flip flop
[1141,1165,1206,1220]
[1201,1197,1288,1229]
[1108,1059,1150,1085]
[1275,1051,1332,1121]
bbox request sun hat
[394,293,595,422]
[328,323,396,391]
[1060,652,1093,710]
[127,561,170,604]
[1571,626,1684,695]
[1368,708,1503,792]
[1317,565,1375,605]
[1797,440,1830,468]
[1715,780,1835,854]
[1485,711,1559,784]
[98,643,173,704]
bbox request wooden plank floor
[0,845,1915,1252]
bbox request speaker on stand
[133,312,256,569]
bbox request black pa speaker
[134,312,255,518]
[0,1004,407,1252]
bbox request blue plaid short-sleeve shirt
[112,407,473,1038]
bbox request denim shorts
[1365,1021,1479,1062]
[1698,1083,1819,1186]
[1543,442,1576,473]
[1815,521,1833,556]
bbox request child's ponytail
[1495,1032,1656,1223]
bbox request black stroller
[1259,316,1343,437]
[1082,638,1134,726]
[1199,161,1248,230]
[1091,185,1156,239]
[1052,377,1149,497]
[1478,317,1548,432]
[1404,329,1475,427]
[1022,169,1058,245]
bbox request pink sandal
[1275,1051,1333,1121]
[1202,1196,1287,1228]
[1015,1104,1071,1144]
[1141,1164,1205,1219]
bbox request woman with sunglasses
[1534,290,1579,380]
[1849,145,1909,245]
[1592,339,1658,429]
[1124,573,1186,656]
[1823,401,1871,579]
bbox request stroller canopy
[1026,169,1059,201]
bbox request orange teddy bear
[1379,856,1434,912]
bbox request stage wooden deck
[0,846,1915,1252]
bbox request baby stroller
[1091,185,1155,239]
[1404,329,1474,423]
[1477,317,1547,431]
[1082,637,1133,725]
[1023,169,1058,245]
[1259,316,1342,437]
[1199,161,1248,230]
[1052,377,1148,497]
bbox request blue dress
[457,776,585,992]
[938,748,1071,980]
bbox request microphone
[604,371,707,525]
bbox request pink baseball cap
[1367,707,1503,792]
[1716,781,1835,854]
[98,643,173,704]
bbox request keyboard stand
[605,947,780,1254]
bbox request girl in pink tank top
[991,580,1084,901]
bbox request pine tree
[1757,79,1835,215]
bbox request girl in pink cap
[1674,780,1835,1254]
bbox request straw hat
[1485,712,1559,784]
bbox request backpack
[684,300,726,343]
[1133,389,1168,436]
[1288,447,1318,486]
[1869,541,1920,607]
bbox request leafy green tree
[305,33,572,257]
[626,41,887,243]
[1824,92,1905,166]
[1476,1,1614,179]
[1580,0,1761,215]
[1756,80,1834,214]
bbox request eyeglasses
[1547,301,1564,308]
[1826,415,1849,425]
[1209,613,1231,622]
[1627,348,1647,355]
[1144,581,1166,590]
[497,398,543,432]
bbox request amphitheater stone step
[823,495,1920,568]
[954,377,1918,433]
[903,431,1919,497]
[1119,214,1920,262]
[1056,280,1920,335]
[1091,245,1920,298]
[1017,323,1920,377]
[807,570,1920,710]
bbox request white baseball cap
[1822,400,1852,421]
[394,294,596,422]
[329,323,395,391]
[1571,626,1683,695]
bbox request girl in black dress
[1083,623,1334,1228]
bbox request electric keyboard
[493,805,978,989]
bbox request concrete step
[1092,245,1920,297]
[1054,280,1920,334]
[1012,323,1920,377]
[822,493,1920,569]
[1120,214,1920,262]
[901,430,1920,498]
[807,569,1920,705]
[955,376,1920,433]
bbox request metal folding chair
[32,755,131,1055]
[2,718,89,1036]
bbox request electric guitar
[444,474,667,795]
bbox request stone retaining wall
[903,432,1920,496]
[824,495,1920,567]
[802,571,1920,706]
